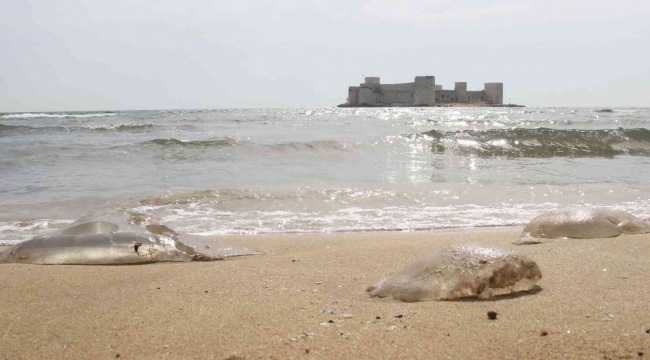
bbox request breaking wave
[133,186,650,235]
[0,123,156,136]
[143,138,240,147]
[0,112,117,119]
[419,128,650,157]
[137,138,354,151]
[79,123,156,131]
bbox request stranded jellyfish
[515,208,650,244]
[367,244,542,302]
[0,211,259,265]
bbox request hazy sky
[1,0,649,111]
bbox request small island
[338,76,523,107]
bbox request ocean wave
[0,124,34,136]
[0,123,156,136]
[418,128,650,158]
[0,112,117,119]
[79,123,156,131]
[131,186,650,235]
[143,137,240,147]
[136,137,354,152]
[4,184,650,240]
[0,219,74,244]
[268,140,355,152]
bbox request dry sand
[1,228,649,359]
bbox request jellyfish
[0,211,259,265]
[367,244,542,302]
[515,208,650,244]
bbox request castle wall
[348,87,360,105]
[359,84,381,105]
[413,76,436,106]
[467,90,485,102]
[436,90,455,102]
[484,83,504,104]
[380,83,415,104]
[435,89,486,103]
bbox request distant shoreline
[337,103,525,108]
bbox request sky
[0,0,649,111]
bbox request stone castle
[340,76,503,107]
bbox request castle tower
[413,76,436,106]
[365,77,380,85]
[454,82,468,103]
[484,83,504,105]
[359,77,381,105]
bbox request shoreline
[336,103,525,108]
[2,228,650,358]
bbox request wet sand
[1,228,649,359]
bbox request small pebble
[540,331,548,336]
[204,290,209,293]
[376,316,381,320]
[646,329,650,334]
[638,352,644,357]
[292,259,297,262]
[487,311,498,320]
[115,354,121,359]
[328,320,334,324]
[387,326,397,331]
[395,314,403,319]
[341,314,354,319]
[321,308,333,314]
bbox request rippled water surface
[1,107,649,243]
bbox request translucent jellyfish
[0,211,260,265]
[367,244,542,302]
[515,208,650,244]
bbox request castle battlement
[340,76,503,107]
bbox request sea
[1,107,650,245]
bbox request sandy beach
[1,228,649,359]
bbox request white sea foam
[1,113,117,119]
[81,122,156,130]
[0,219,74,244]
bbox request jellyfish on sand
[0,211,260,265]
[367,244,542,302]
[515,208,650,244]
